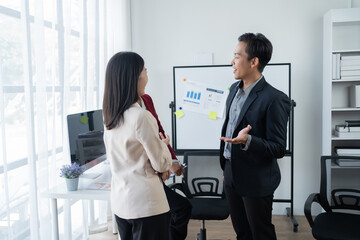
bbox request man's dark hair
[238,33,272,73]
[103,51,144,130]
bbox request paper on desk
[88,182,111,190]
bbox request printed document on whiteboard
[181,81,228,118]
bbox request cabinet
[322,8,360,201]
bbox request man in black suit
[220,33,290,240]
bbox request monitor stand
[81,172,102,179]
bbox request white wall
[130,0,360,215]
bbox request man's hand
[170,162,185,176]
[159,132,170,145]
[220,124,252,145]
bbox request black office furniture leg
[286,207,298,232]
[287,99,298,232]
[196,220,206,240]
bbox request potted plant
[60,162,84,191]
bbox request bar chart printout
[186,90,201,100]
[181,81,227,118]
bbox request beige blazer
[104,103,172,219]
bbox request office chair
[304,155,360,240]
[169,151,229,240]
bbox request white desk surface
[46,161,112,200]
[44,162,115,240]
[47,184,111,200]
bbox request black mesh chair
[169,151,229,240]
[304,155,360,240]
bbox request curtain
[0,0,131,239]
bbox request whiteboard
[172,64,291,153]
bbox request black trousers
[115,212,170,240]
[224,160,277,240]
[164,183,192,240]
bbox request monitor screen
[66,109,106,172]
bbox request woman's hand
[157,170,171,181]
[159,132,170,145]
[170,162,185,176]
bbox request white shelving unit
[322,8,360,201]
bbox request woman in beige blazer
[103,52,172,240]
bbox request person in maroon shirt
[141,93,192,240]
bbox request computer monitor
[66,109,106,178]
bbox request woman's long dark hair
[103,52,144,130]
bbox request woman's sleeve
[143,95,177,160]
[135,111,172,173]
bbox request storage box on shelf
[335,147,360,167]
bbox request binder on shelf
[332,54,336,80]
[332,53,341,80]
[349,85,360,108]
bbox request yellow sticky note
[174,110,184,118]
[80,116,88,124]
[209,111,217,120]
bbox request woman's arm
[135,110,172,173]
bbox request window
[0,0,128,238]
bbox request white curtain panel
[0,0,131,239]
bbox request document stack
[334,120,360,138]
[332,54,360,80]
[335,147,360,167]
[341,55,360,80]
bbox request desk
[45,162,116,240]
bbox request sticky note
[209,111,217,120]
[80,116,88,124]
[174,110,184,118]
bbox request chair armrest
[167,183,192,198]
[304,193,321,228]
[167,183,183,192]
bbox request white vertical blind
[0,0,131,239]
[33,0,52,238]
[0,50,12,240]
[20,0,39,238]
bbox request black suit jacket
[220,77,290,197]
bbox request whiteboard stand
[169,64,298,232]
[283,99,298,232]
